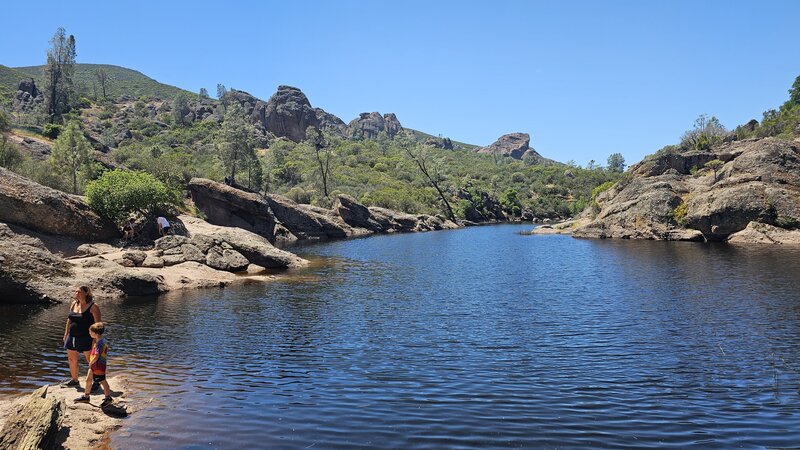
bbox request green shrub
[286,186,312,204]
[591,181,616,201]
[42,123,63,139]
[85,169,180,225]
[671,202,688,226]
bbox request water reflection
[1,225,799,448]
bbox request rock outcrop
[0,223,71,303]
[188,178,276,238]
[348,112,403,139]
[259,85,319,142]
[314,108,348,138]
[0,167,118,241]
[12,78,42,112]
[424,137,454,150]
[475,133,544,161]
[0,385,64,450]
[188,178,458,243]
[572,137,800,243]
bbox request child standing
[74,322,112,406]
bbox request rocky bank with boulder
[188,178,459,244]
[0,168,308,305]
[0,376,133,450]
[535,137,800,245]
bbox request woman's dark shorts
[65,336,92,352]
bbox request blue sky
[1,0,798,165]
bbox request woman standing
[62,285,101,388]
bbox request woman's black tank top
[68,302,95,339]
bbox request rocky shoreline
[0,167,465,305]
[0,376,135,450]
[532,137,800,245]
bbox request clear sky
[1,0,798,165]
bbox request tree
[788,75,800,106]
[199,88,209,99]
[216,84,228,99]
[398,132,456,220]
[172,92,190,126]
[586,159,598,170]
[704,159,724,182]
[43,27,76,123]
[305,126,335,198]
[681,114,727,151]
[50,121,91,193]
[85,169,179,225]
[0,110,22,168]
[217,102,256,184]
[94,67,109,99]
[607,153,626,173]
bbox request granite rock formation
[572,137,800,243]
[475,133,544,161]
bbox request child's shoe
[101,396,113,407]
[74,395,90,403]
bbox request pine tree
[43,27,76,123]
[50,121,91,193]
[217,103,256,184]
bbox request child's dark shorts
[92,373,106,382]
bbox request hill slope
[8,64,193,100]
[0,65,30,93]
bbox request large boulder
[347,112,403,139]
[727,221,800,245]
[180,215,307,269]
[0,167,118,241]
[0,223,70,304]
[188,178,277,239]
[573,137,800,243]
[265,194,350,240]
[91,269,168,298]
[205,246,249,272]
[260,85,319,142]
[0,385,64,450]
[475,133,543,161]
[335,194,378,230]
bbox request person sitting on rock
[156,216,171,236]
[74,322,113,407]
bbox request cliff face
[572,137,800,244]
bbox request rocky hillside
[563,137,800,244]
[7,64,193,100]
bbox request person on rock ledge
[74,322,113,407]
[62,286,101,392]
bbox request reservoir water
[1,224,799,448]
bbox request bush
[671,202,688,226]
[591,181,616,201]
[42,123,63,139]
[286,186,312,204]
[85,169,180,225]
